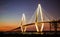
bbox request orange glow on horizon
[0,21,19,31]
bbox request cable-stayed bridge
[10,4,60,34]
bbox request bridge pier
[49,22,52,31]
[24,26,27,32]
[21,26,24,32]
[35,22,39,32]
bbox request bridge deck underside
[12,23,60,31]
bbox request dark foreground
[0,31,60,37]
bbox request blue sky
[0,0,60,26]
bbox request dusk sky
[0,0,60,31]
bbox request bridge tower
[39,4,44,32]
[35,4,44,33]
[21,13,26,32]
